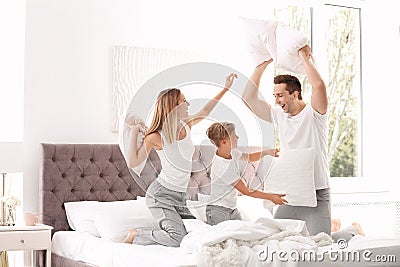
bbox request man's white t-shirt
[209,149,243,209]
[271,104,330,190]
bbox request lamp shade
[0,142,23,173]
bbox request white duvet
[180,218,332,267]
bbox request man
[242,45,331,235]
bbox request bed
[39,143,400,267]
[39,143,217,267]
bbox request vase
[5,204,16,226]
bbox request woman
[123,73,237,247]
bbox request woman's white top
[271,104,330,190]
[209,149,243,209]
[156,122,195,192]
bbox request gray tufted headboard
[39,143,264,236]
[38,143,212,235]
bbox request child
[205,122,287,225]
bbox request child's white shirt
[209,149,243,209]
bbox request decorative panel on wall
[112,46,205,132]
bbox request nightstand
[0,224,53,267]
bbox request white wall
[23,0,251,212]
[24,0,135,212]
[24,0,400,213]
[0,1,25,142]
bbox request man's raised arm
[242,59,273,122]
[299,45,328,115]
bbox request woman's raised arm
[185,73,237,127]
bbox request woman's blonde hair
[206,122,236,147]
[146,88,181,144]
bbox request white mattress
[52,231,197,267]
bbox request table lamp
[0,142,23,226]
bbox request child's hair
[206,122,236,147]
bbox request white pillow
[261,148,316,208]
[94,198,154,242]
[186,200,207,222]
[64,201,100,237]
[119,112,147,176]
[186,193,210,222]
[237,195,273,221]
[197,193,210,203]
[239,17,278,64]
[276,24,308,74]
[240,16,308,74]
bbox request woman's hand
[186,73,237,127]
[224,73,238,89]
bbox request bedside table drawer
[0,230,51,251]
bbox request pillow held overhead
[119,111,147,176]
[239,16,308,74]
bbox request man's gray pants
[274,188,331,236]
[332,226,358,243]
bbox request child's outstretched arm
[234,179,287,205]
[240,148,279,162]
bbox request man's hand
[299,44,312,61]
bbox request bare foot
[122,229,138,244]
[331,218,341,232]
[352,222,365,236]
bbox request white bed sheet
[52,231,197,267]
